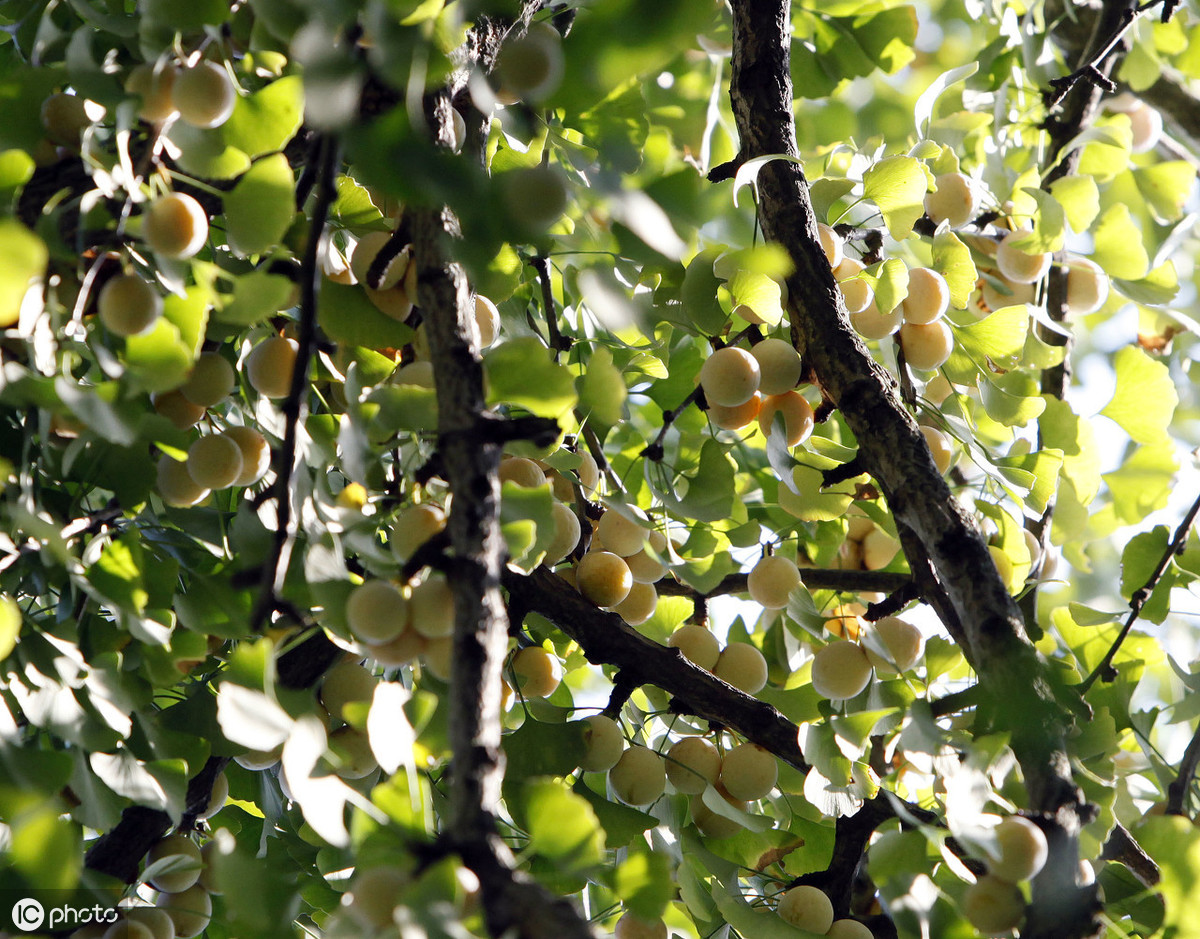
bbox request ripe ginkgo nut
[544,501,582,566]
[665,736,721,794]
[187,434,244,490]
[899,320,954,371]
[320,660,377,723]
[596,509,648,557]
[700,347,761,407]
[575,551,633,608]
[346,580,409,644]
[155,885,211,939]
[1065,257,1109,316]
[713,642,768,694]
[157,455,209,507]
[409,573,455,639]
[225,425,271,486]
[757,391,814,447]
[864,616,925,674]
[996,231,1051,284]
[988,816,1049,883]
[41,92,92,145]
[579,715,625,772]
[511,646,561,698]
[389,503,446,562]
[126,62,178,122]
[901,267,950,325]
[98,274,163,337]
[708,393,762,431]
[495,22,564,102]
[719,743,777,801]
[609,746,667,806]
[614,580,657,625]
[835,257,874,315]
[180,352,235,407]
[827,919,875,939]
[817,223,843,268]
[668,625,721,671]
[751,338,803,396]
[747,555,801,610]
[921,425,953,473]
[145,193,209,260]
[851,299,903,340]
[776,886,834,934]
[962,874,1025,934]
[350,232,408,290]
[174,61,237,129]
[924,172,976,229]
[811,640,873,699]
[613,913,668,939]
[146,834,202,893]
[247,336,299,399]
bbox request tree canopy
[1,0,1200,938]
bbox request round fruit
[596,508,648,557]
[173,61,237,129]
[899,320,954,371]
[921,425,953,473]
[665,736,721,794]
[122,905,176,939]
[500,165,569,230]
[924,172,977,229]
[329,724,379,779]
[827,918,874,939]
[232,744,282,770]
[608,746,667,806]
[348,865,409,929]
[511,646,561,698]
[750,338,803,396]
[667,624,721,670]
[708,392,762,431]
[719,743,777,801]
[499,456,547,489]
[962,874,1025,934]
[409,573,455,639]
[864,616,925,674]
[389,503,446,562]
[713,642,768,694]
[776,885,834,934]
[811,640,873,700]
[691,790,746,838]
[319,660,377,723]
[901,267,950,325]
[157,454,209,507]
[98,274,163,338]
[350,232,408,290]
[756,391,814,447]
[1126,100,1162,153]
[146,834,202,893]
[614,581,657,625]
[153,390,206,430]
[544,501,582,566]
[625,545,668,583]
[225,425,271,486]
[1065,256,1109,316]
[187,434,244,490]
[144,193,209,260]
[41,92,91,146]
[179,352,235,407]
[834,257,873,314]
[851,299,903,340]
[613,913,667,939]
[495,22,564,102]
[346,579,409,644]
[996,230,1051,285]
[988,815,1049,883]
[575,551,633,608]
[246,336,299,399]
[860,527,899,570]
[817,222,843,268]
[747,555,801,610]
[126,62,179,123]
[579,715,625,772]
[475,294,500,347]
[365,626,426,667]
[104,918,156,939]
[422,636,453,680]
[699,346,761,407]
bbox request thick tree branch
[654,569,912,602]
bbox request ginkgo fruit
[494,21,564,102]
[498,456,547,489]
[41,91,92,146]
[319,660,377,723]
[179,352,235,407]
[901,267,950,324]
[146,834,202,893]
[153,390,206,430]
[596,508,648,557]
[511,646,561,698]
[613,913,668,939]
[811,640,873,699]
[924,172,977,229]
[474,294,501,347]
[899,320,954,371]
[173,61,237,129]
[247,336,299,399]
[719,743,777,801]
[145,192,209,259]
[699,346,761,407]
[988,815,1049,883]
[389,503,446,562]
[708,392,762,431]
[834,257,874,314]
[980,274,1037,313]
[187,434,244,490]
[921,425,953,473]
[409,573,455,639]
[996,230,1052,284]
[864,616,925,674]
[579,715,625,772]
[347,866,409,929]
[126,62,179,123]
[346,580,409,644]
[713,642,768,694]
[1065,256,1110,316]
[155,885,211,939]
[225,425,271,486]
[962,874,1025,934]
[350,232,409,290]
[157,454,209,507]
[122,905,176,939]
[756,391,815,446]
[691,789,746,838]
[667,624,721,671]
[827,919,875,939]
[747,555,801,609]
[613,581,657,625]
[1123,98,1163,153]
[817,222,843,268]
[776,885,834,934]
[608,746,667,805]
[851,299,903,340]
[860,527,899,570]
[625,544,668,583]
[544,501,582,566]
[98,273,163,337]
[501,164,569,230]
[665,736,721,794]
[575,551,633,608]
[750,338,803,395]
[196,772,228,820]
[329,725,379,779]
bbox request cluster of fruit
[961,815,1052,933]
[809,611,924,701]
[697,339,812,445]
[776,884,874,939]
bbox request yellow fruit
[980,274,1036,313]
[500,165,569,230]
[756,391,814,447]
[350,232,409,290]
[921,425,953,473]
[511,646,561,698]
[924,172,977,229]
[121,906,176,939]
[625,544,668,584]
[713,642,768,694]
[609,746,667,805]
[173,61,237,129]
[156,454,210,507]
[613,580,657,625]
[98,274,163,338]
[154,884,212,939]
[346,579,409,644]
[596,508,648,557]
[1126,99,1162,153]
[144,193,209,260]
[996,230,1051,285]
[579,715,625,772]
[474,295,500,347]
[962,874,1025,934]
[499,456,547,489]
[987,816,1049,883]
[41,92,92,146]
[860,527,899,570]
[747,555,801,610]
[863,616,924,674]
[691,790,746,838]
[613,913,668,939]
[225,425,271,486]
[422,635,453,680]
[126,62,179,123]
[232,744,282,770]
[364,626,426,667]
[347,866,409,930]
[718,743,777,801]
[319,660,377,723]
[817,222,843,268]
[544,501,582,566]
[899,320,954,371]
[901,267,950,325]
[152,390,206,430]
[708,392,762,431]
[827,918,874,939]
[329,724,379,779]
[750,338,803,396]
[665,736,721,794]
[389,503,447,563]
[195,772,228,820]
[246,336,298,399]
[187,434,244,490]
[179,352,235,407]
[811,640,872,700]
[850,299,903,340]
[667,624,721,670]
[575,551,633,608]
[1065,256,1109,316]
[835,257,873,314]
[146,834,202,893]
[699,346,761,407]
[776,885,834,933]
[409,573,456,639]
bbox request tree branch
[654,569,912,601]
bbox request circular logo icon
[12,898,45,931]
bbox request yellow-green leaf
[485,337,577,418]
[225,153,296,256]
[932,231,977,310]
[1048,175,1100,233]
[1101,345,1178,444]
[1092,204,1149,280]
[0,220,46,327]
[863,155,928,239]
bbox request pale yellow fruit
[747,555,801,610]
[105,918,156,939]
[389,503,446,563]
[365,284,413,321]
[122,906,176,939]
[329,724,379,779]
[232,744,282,770]
[579,715,625,772]
[996,230,1051,285]
[350,232,409,290]
[346,579,409,644]
[153,390,206,430]
[699,346,761,407]
[395,361,435,390]
[422,636,453,680]
[924,374,955,406]
[246,336,298,399]
[156,454,210,507]
[899,320,954,371]
[495,22,564,103]
[921,425,953,474]
[145,193,208,260]
[811,641,872,700]
[409,573,455,639]
[348,866,409,930]
[126,62,179,123]
[864,616,924,674]
[757,391,814,447]
[575,551,633,608]
[1126,100,1162,153]
[776,885,834,934]
[713,642,768,694]
[667,624,721,671]
[475,294,500,347]
[187,434,243,490]
[499,456,547,489]
[41,92,91,146]
[665,736,721,794]
[614,581,657,625]
[544,501,582,566]
[718,743,777,801]
[613,913,667,939]
[319,660,377,723]
[691,790,746,838]
[576,449,601,496]
[826,603,863,640]
[609,746,667,805]
[901,267,950,325]
[500,164,569,230]
[174,61,237,129]
[98,274,163,337]
[1065,256,1109,316]
[835,257,873,314]
[596,508,647,557]
[510,646,561,698]
[980,274,1036,312]
[625,545,667,584]
[225,425,271,486]
[146,834,202,893]
[708,392,762,431]
[827,918,874,939]
[179,352,235,407]
[850,299,903,340]
[817,222,843,268]
[195,771,228,820]
[750,338,803,395]
[860,527,899,571]
[962,874,1024,934]
[988,815,1049,883]
[365,626,426,667]
[924,172,977,229]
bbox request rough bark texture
[725,1,1096,935]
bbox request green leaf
[0,595,19,660]
[779,463,855,522]
[576,345,627,428]
[86,534,149,614]
[728,269,784,326]
[1121,526,1169,600]
[1039,399,1102,505]
[523,780,604,870]
[501,718,586,780]
[865,258,908,315]
[0,219,46,327]
[994,448,1063,514]
[979,371,1045,427]
[319,281,413,349]
[1007,189,1065,253]
[863,155,929,239]
[222,76,304,160]
[225,154,296,256]
[8,805,81,891]
[931,231,976,309]
[1101,346,1178,444]
[1092,204,1149,280]
[1132,818,1200,939]
[0,148,34,191]
[953,304,1028,365]
[123,317,193,392]
[1048,175,1100,233]
[499,481,556,570]
[614,849,674,920]
[674,439,737,523]
[329,175,389,230]
[366,384,438,435]
[169,122,251,180]
[218,269,295,326]
[1103,442,1178,525]
[572,780,658,847]
[485,338,577,418]
[915,63,979,136]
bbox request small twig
[1164,720,1200,816]
[929,686,982,718]
[863,580,923,621]
[641,385,705,462]
[1080,490,1200,693]
[0,501,123,574]
[601,678,637,720]
[531,255,570,360]
[821,455,867,489]
[1100,821,1161,886]
[1044,1,1165,110]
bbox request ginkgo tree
[1,0,1199,938]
